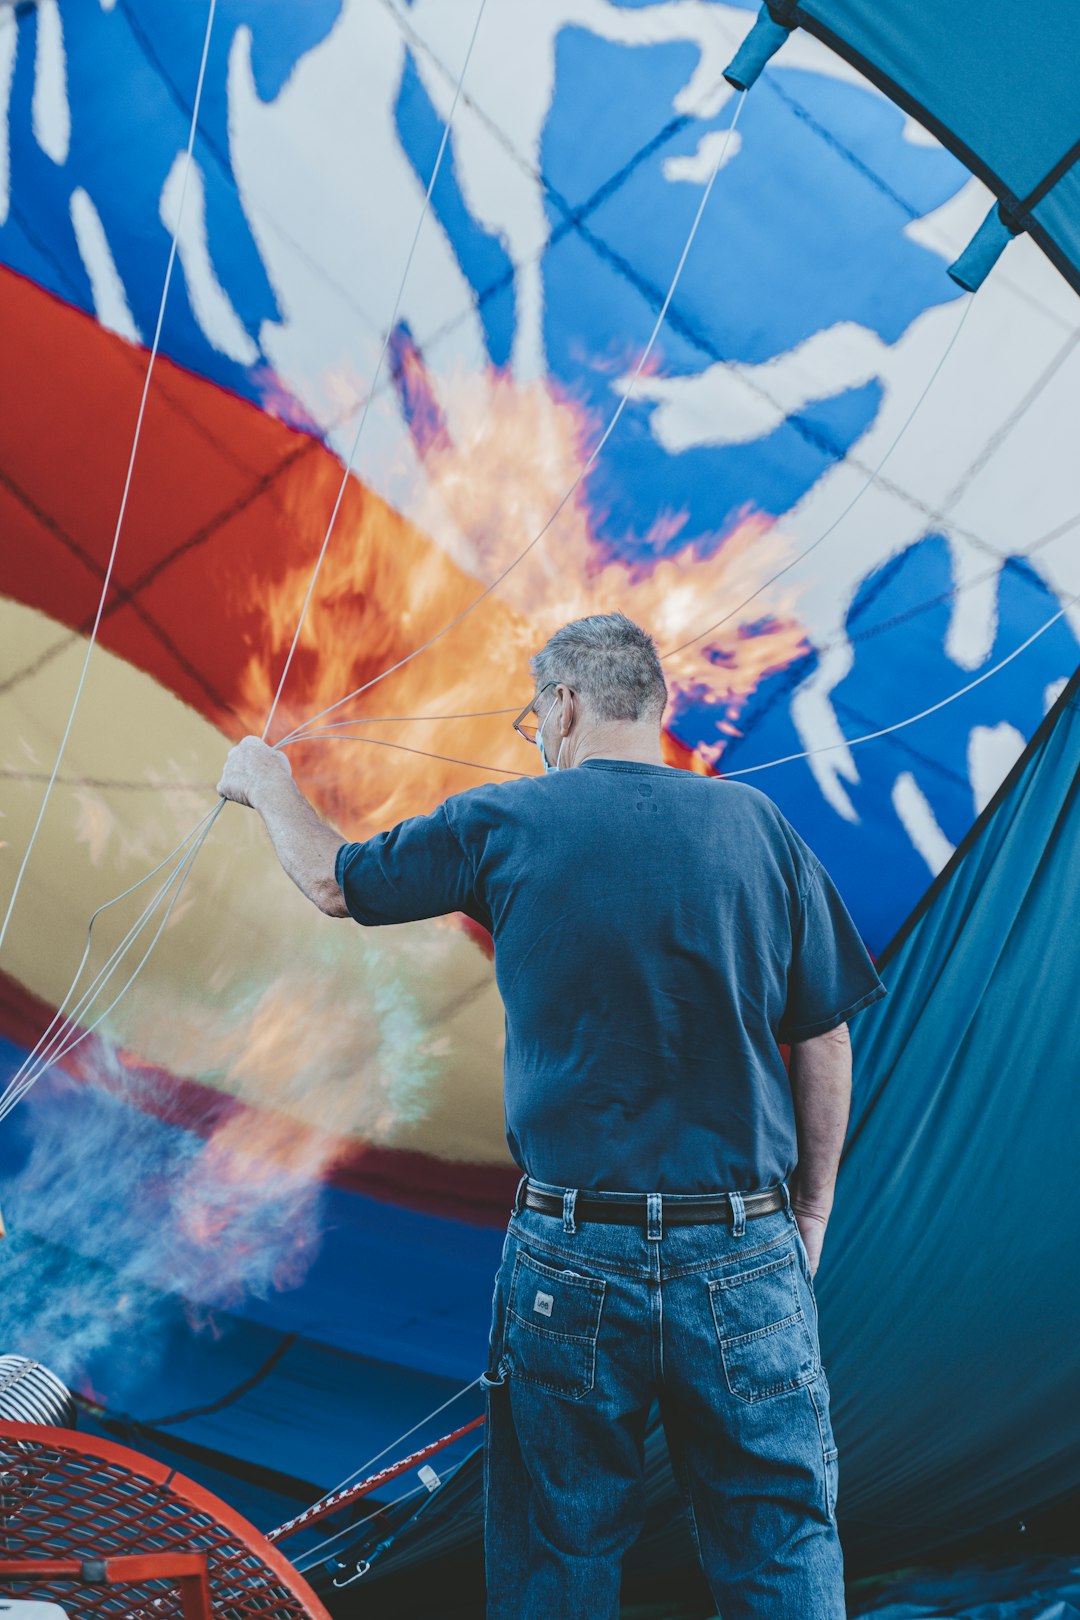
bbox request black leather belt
[519,1183,786,1225]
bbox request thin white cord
[277,91,748,750]
[292,1480,432,1572]
[0,806,220,1111]
[661,288,976,661]
[0,0,219,960]
[0,0,485,1127]
[0,807,223,1123]
[287,708,518,728]
[0,816,221,1123]
[280,730,525,776]
[260,0,489,742]
[313,1376,485,1507]
[724,591,1080,780]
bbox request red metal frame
[0,1556,212,1620]
[268,1412,485,1543]
[0,1421,331,1618]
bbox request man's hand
[217,737,347,916]
[789,1189,831,1278]
[217,736,292,810]
[787,1021,851,1281]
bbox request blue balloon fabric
[849,1554,1080,1619]
[0,3,1078,1609]
[728,0,1080,290]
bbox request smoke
[0,1037,333,1392]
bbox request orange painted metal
[0,1421,330,1618]
[269,1411,486,1543]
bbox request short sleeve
[778,859,887,1042]
[335,803,484,927]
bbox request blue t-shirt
[335,759,886,1194]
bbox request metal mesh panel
[0,1423,328,1619]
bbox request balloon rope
[0,0,219,960]
[279,731,526,776]
[723,589,1080,779]
[307,1375,485,1510]
[0,803,219,1103]
[291,1481,431,1575]
[276,90,748,750]
[270,1412,485,1548]
[260,0,489,742]
[0,806,224,1124]
[661,287,977,661]
[0,0,486,1121]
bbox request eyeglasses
[512,683,573,745]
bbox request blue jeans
[481,1177,844,1620]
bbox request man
[218,610,886,1620]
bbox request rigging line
[313,1375,485,1507]
[0,770,215,793]
[0,807,222,1117]
[660,287,977,663]
[0,0,219,959]
[575,207,1004,566]
[384,0,892,485]
[292,1482,433,1574]
[706,513,1080,740]
[723,590,1080,781]
[260,0,489,743]
[0,462,242,721]
[277,93,748,752]
[280,732,526,777]
[290,707,519,728]
[355,0,1015,577]
[0,0,485,1120]
[0,804,220,1105]
[940,325,1080,516]
[280,512,1080,742]
[0,806,223,1123]
[117,0,384,346]
[823,512,1080,654]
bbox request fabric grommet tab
[563,1187,578,1234]
[646,1192,662,1241]
[729,1189,746,1237]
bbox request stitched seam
[709,1251,797,1291]
[724,1363,817,1402]
[441,800,479,888]
[506,1308,600,1345]
[808,1377,839,1520]
[514,1253,605,1291]
[507,1221,792,1281]
[717,1309,806,1348]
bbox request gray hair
[530,612,667,724]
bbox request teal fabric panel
[1034,165,1080,288]
[782,0,1080,291]
[818,676,1080,1543]
[800,0,1077,195]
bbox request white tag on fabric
[533,1289,554,1317]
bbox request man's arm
[217,736,349,917]
[787,1021,851,1277]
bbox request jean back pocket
[708,1246,819,1403]
[505,1251,606,1400]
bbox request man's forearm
[253,774,349,916]
[788,1022,851,1221]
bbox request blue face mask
[536,693,564,773]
